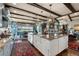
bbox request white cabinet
[49,39,59,56]
[33,35,41,49]
[33,35,68,56]
[0,49,3,56]
[40,38,49,56]
[59,36,68,53]
[28,32,33,44]
[3,39,13,56]
[3,41,11,56]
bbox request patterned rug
[14,40,40,56]
[68,41,79,51]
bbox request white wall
[58,16,79,29]
[67,18,79,28]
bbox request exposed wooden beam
[71,15,79,18]
[4,4,49,18]
[10,12,46,21]
[68,15,72,21]
[11,17,35,24]
[11,16,38,22]
[64,3,76,13]
[17,22,35,25]
[56,11,79,19]
[27,3,61,17]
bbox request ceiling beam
[71,15,79,18]
[17,22,35,25]
[11,17,35,24]
[64,3,76,13]
[68,15,72,21]
[27,3,61,17]
[4,4,49,18]
[10,12,46,21]
[56,11,79,19]
[11,16,38,22]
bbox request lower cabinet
[40,38,49,56]
[3,40,13,56]
[3,41,11,56]
[0,49,3,56]
[49,39,59,56]
[59,36,68,53]
[28,33,33,44]
[33,35,68,56]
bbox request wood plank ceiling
[4,3,79,24]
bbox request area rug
[68,41,79,51]
[14,40,38,56]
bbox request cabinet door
[59,36,68,53]
[4,42,11,56]
[49,39,59,56]
[7,42,11,56]
[28,34,33,44]
[40,38,49,56]
[3,43,8,56]
[33,35,38,48]
[10,40,13,55]
[63,36,68,49]
[0,49,3,56]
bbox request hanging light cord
[49,4,52,18]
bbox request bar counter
[40,34,67,40]
[0,36,13,56]
[33,34,68,56]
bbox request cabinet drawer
[0,49,3,56]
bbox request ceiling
[4,3,79,24]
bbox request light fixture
[48,4,52,22]
[74,13,77,15]
[48,19,52,22]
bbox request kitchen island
[0,36,13,56]
[33,34,68,56]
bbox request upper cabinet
[0,3,3,27]
[0,4,11,28]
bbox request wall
[67,18,79,29]
[57,16,79,29]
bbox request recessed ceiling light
[41,11,43,13]
[48,19,52,22]
[74,13,77,15]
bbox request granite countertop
[40,34,67,40]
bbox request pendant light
[48,4,52,22]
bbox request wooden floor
[57,49,79,56]
[11,39,79,56]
